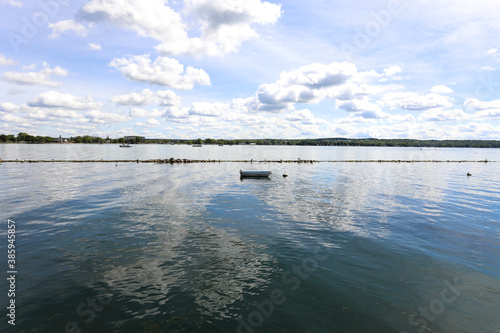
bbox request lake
[1,144,499,333]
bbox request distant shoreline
[1,133,500,148]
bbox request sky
[1,0,500,140]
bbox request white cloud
[156,90,181,106]
[25,107,83,120]
[431,85,453,94]
[481,66,495,71]
[464,98,500,110]
[136,118,160,128]
[335,98,381,113]
[379,92,453,110]
[163,107,190,122]
[387,114,416,123]
[129,108,164,118]
[188,102,228,117]
[464,98,500,119]
[336,117,374,124]
[1,0,22,8]
[2,64,68,87]
[86,110,129,124]
[250,62,358,113]
[88,43,102,50]
[111,89,181,107]
[0,102,20,112]
[486,48,498,56]
[110,55,210,90]
[418,109,470,121]
[111,89,156,106]
[48,20,89,38]
[81,0,282,57]
[0,54,16,66]
[29,91,102,110]
[285,109,328,125]
[382,66,402,77]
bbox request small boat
[192,144,202,147]
[240,170,272,178]
[119,143,132,148]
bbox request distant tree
[17,132,29,142]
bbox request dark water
[1,145,499,333]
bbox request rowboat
[192,144,202,147]
[119,143,131,148]
[239,170,272,177]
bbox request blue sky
[1,0,500,139]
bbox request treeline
[1,133,500,148]
[158,138,500,148]
[0,133,130,144]
[0,133,53,143]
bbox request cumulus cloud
[382,66,402,77]
[335,98,381,113]
[2,63,68,87]
[379,92,453,110]
[249,62,358,113]
[86,110,130,123]
[80,0,281,57]
[111,89,155,106]
[285,109,328,125]
[156,90,181,106]
[88,43,102,50]
[110,55,210,90]
[431,85,453,93]
[28,91,102,110]
[464,98,500,118]
[418,109,470,121]
[0,54,16,66]
[136,118,160,128]
[0,102,20,112]
[129,108,164,118]
[48,20,89,38]
[464,98,500,110]
[188,102,228,117]
[387,114,416,123]
[163,107,190,122]
[111,89,181,107]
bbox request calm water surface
[0,145,499,333]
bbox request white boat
[239,170,272,177]
[119,143,132,148]
[192,144,202,147]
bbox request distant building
[53,135,68,143]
